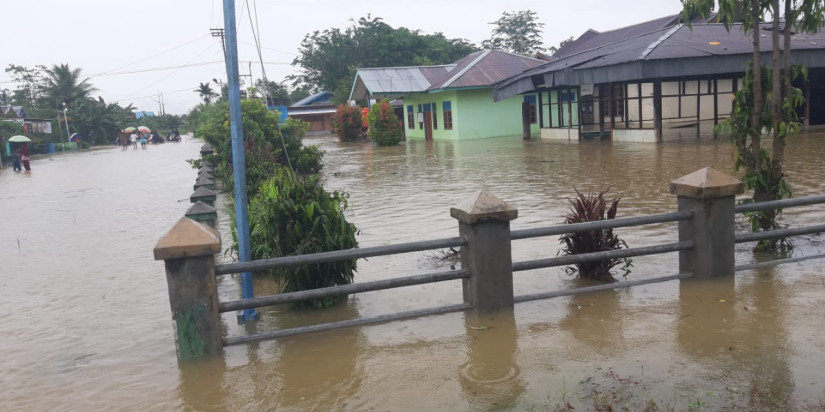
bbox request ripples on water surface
[1,134,824,410]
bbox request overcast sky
[2,0,687,115]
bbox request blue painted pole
[222,0,258,323]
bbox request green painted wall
[403,89,538,140]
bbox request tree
[254,79,290,106]
[367,99,403,146]
[41,63,97,110]
[70,97,134,145]
[195,82,218,105]
[331,104,363,142]
[482,10,546,56]
[291,15,478,102]
[681,0,825,251]
[4,64,47,109]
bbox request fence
[154,164,825,360]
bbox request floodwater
[2,133,824,410]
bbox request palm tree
[196,82,218,105]
[41,63,97,110]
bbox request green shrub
[194,99,324,198]
[559,189,631,282]
[332,104,363,142]
[367,99,403,146]
[243,169,358,308]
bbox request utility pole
[222,0,257,323]
[210,28,226,61]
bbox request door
[424,112,433,140]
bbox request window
[524,95,537,124]
[432,102,438,130]
[442,101,453,130]
[407,105,415,129]
[418,104,423,129]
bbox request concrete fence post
[154,217,223,360]
[450,188,518,312]
[670,167,744,278]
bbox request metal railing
[733,195,825,271]
[215,210,696,345]
[155,165,825,359]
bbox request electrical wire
[115,42,219,103]
[249,0,292,173]
[92,35,211,77]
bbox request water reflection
[677,271,793,408]
[459,311,524,410]
[274,301,364,410]
[178,356,228,411]
[558,283,625,354]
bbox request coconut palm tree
[41,63,97,110]
[196,82,218,105]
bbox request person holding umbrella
[8,135,32,171]
[138,126,150,149]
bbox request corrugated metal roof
[349,50,544,99]
[428,50,545,90]
[353,65,454,96]
[494,21,825,101]
[554,15,679,58]
[291,91,331,107]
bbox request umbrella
[8,135,32,142]
[70,133,80,141]
[124,127,137,133]
[138,126,151,133]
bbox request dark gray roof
[428,50,545,90]
[494,21,825,101]
[553,15,679,58]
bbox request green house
[349,50,545,140]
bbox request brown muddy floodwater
[1,133,824,411]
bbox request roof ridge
[438,50,492,89]
[551,26,675,62]
[357,63,456,71]
[639,24,683,60]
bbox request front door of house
[424,112,433,140]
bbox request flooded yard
[1,133,824,410]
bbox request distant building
[495,15,825,142]
[1,105,52,134]
[287,91,336,136]
[0,105,28,120]
[349,50,545,140]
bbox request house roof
[291,91,332,107]
[349,50,544,100]
[494,19,825,101]
[0,105,27,118]
[349,65,455,100]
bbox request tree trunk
[750,2,762,171]
[771,0,782,125]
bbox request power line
[115,42,219,102]
[93,34,211,77]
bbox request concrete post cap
[450,187,518,224]
[154,217,221,260]
[670,167,744,199]
[186,201,217,216]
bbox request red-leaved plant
[559,188,632,282]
